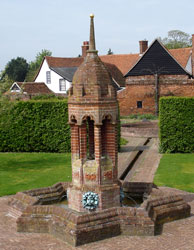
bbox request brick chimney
[139,40,148,54]
[81,41,89,57]
[192,34,194,76]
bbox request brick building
[116,37,194,115]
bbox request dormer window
[46,71,51,84]
[59,79,66,91]
[10,83,21,92]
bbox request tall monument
[68,14,120,212]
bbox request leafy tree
[25,49,52,81]
[160,30,192,49]
[1,57,28,82]
[35,49,52,65]
[107,48,114,55]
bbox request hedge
[159,97,194,153]
[0,99,121,153]
[0,100,71,152]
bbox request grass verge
[120,113,158,120]
[0,153,72,196]
[154,153,194,193]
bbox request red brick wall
[118,76,194,115]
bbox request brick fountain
[9,14,191,246]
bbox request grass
[120,113,158,121]
[154,153,194,193]
[120,137,128,146]
[120,114,158,125]
[0,153,72,196]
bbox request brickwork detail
[67,14,120,212]
[118,76,194,115]
[12,182,190,246]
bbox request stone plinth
[9,182,191,247]
[67,183,120,212]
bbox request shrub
[31,94,66,100]
[0,99,121,153]
[0,100,70,152]
[159,97,194,153]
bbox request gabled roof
[46,56,84,67]
[11,82,53,94]
[169,47,191,68]
[125,39,192,77]
[41,56,125,87]
[50,67,78,82]
[35,43,192,85]
[100,47,192,76]
[100,54,139,75]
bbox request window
[46,71,51,84]
[59,79,66,91]
[137,101,142,108]
[11,84,20,92]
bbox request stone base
[17,205,154,246]
[9,182,191,247]
[68,184,120,212]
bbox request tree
[107,48,114,55]
[160,30,192,49]
[25,49,52,81]
[1,57,29,82]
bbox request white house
[34,56,84,94]
[34,42,125,94]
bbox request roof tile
[16,82,53,94]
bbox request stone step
[6,207,22,220]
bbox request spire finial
[88,13,97,53]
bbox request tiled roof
[168,47,191,68]
[45,56,125,87]
[45,56,84,67]
[16,82,53,94]
[100,48,191,76]
[43,46,191,85]
[100,54,139,75]
[125,40,191,77]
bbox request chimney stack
[192,34,194,76]
[139,40,148,54]
[81,41,89,57]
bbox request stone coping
[8,182,191,246]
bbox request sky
[0,0,194,71]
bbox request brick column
[106,123,118,182]
[79,123,87,185]
[113,124,118,182]
[79,123,87,161]
[70,124,80,161]
[88,120,94,159]
[94,125,102,185]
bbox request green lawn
[154,154,194,193]
[0,153,72,196]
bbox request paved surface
[118,137,147,179]
[0,191,194,250]
[125,138,162,182]
[1,136,194,249]
[118,136,161,183]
